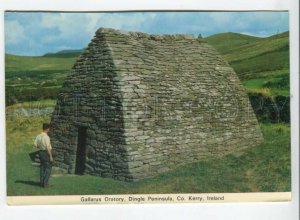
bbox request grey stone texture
[50,28,263,181]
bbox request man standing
[33,123,53,188]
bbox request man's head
[43,123,51,133]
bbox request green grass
[5,53,77,105]
[206,31,289,84]
[230,50,289,78]
[224,36,289,63]
[6,99,56,111]
[5,54,77,72]
[243,71,290,97]
[205,32,262,54]
[6,111,290,195]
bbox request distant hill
[43,49,84,58]
[205,32,262,54]
[5,53,77,73]
[266,31,289,40]
[206,31,289,80]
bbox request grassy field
[5,53,77,105]
[205,32,262,54]
[5,53,77,72]
[6,108,290,196]
[206,31,289,74]
[243,70,289,97]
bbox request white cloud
[209,13,235,24]
[5,20,25,45]
[85,14,106,34]
[40,12,158,41]
[207,13,249,31]
[84,13,157,34]
[40,13,61,28]
[5,12,289,56]
[41,13,84,40]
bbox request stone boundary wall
[248,93,290,123]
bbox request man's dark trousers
[38,150,52,187]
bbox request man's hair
[43,123,51,130]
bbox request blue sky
[5,11,289,56]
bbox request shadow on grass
[15,180,40,187]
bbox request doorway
[75,127,87,175]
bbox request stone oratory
[50,28,263,181]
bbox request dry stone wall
[50,28,263,181]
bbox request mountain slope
[5,53,77,73]
[43,49,84,58]
[206,31,289,80]
[206,32,262,54]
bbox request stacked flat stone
[50,28,263,181]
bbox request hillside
[205,32,262,54]
[206,31,289,80]
[206,31,289,97]
[5,54,78,105]
[5,53,77,72]
[43,49,84,58]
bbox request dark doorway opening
[75,127,87,175]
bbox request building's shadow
[15,180,40,187]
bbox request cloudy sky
[5,11,289,56]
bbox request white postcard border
[0,0,299,220]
